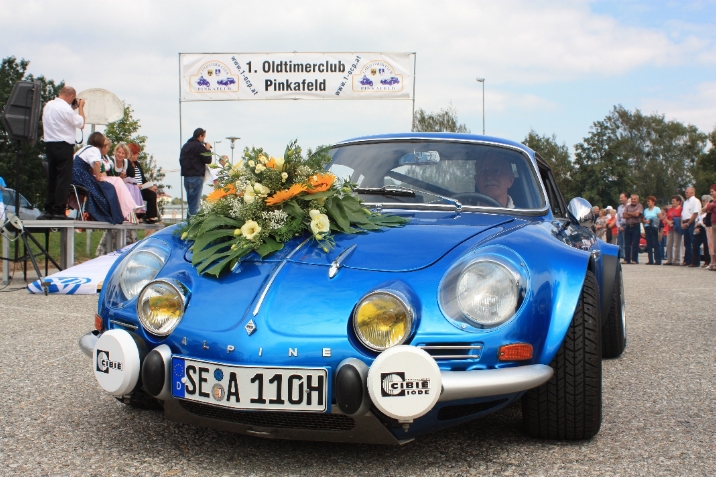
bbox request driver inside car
[474,152,515,208]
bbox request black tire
[602,266,627,358]
[115,390,163,411]
[522,270,602,440]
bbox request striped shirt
[134,164,143,184]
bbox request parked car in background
[2,188,41,221]
[79,133,627,445]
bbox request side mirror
[567,197,595,228]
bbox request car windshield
[328,140,545,210]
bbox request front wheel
[522,270,602,440]
[602,265,627,358]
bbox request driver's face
[475,159,514,206]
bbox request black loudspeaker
[0,80,43,146]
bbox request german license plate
[171,357,328,412]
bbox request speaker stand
[0,143,62,283]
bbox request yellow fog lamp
[353,291,413,352]
[137,279,188,336]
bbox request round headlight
[353,292,413,351]
[137,279,187,336]
[456,260,518,327]
[120,249,168,300]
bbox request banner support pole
[178,53,185,220]
[411,53,417,131]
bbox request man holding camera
[180,127,212,218]
[41,86,85,220]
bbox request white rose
[258,154,268,164]
[255,164,266,173]
[241,220,261,240]
[281,172,288,182]
[244,185,256,204]
[309,210,330,237]
[273,156,285,172]
[248,160,256,167]
[254,183,270,196]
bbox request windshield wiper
[354,186,415,197]
[355,185,462,211]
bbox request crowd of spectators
[593,185,716,271]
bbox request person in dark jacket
[180,128,211,217]
[127,143,160,223]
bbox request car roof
[335,132,535,157]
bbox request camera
[71,98,82,109]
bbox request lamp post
[476,77,485,135]
[213,140,222,154]
[226,136,241,165]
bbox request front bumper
[79,330,553,443]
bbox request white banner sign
[180,52,415,101]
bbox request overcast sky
[2,0,714,197]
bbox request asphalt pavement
[0,262,713,476]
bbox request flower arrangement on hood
[178,140,408,277]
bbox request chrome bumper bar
[78,331,100,358]
[438,364,553,402]
[79,330,552,403]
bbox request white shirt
[681,196,701,221]
[76,146,101,166]
[42,98,84,144]
[205,165,218,184]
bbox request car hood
[176,212,514,335]
[186,212,513,273]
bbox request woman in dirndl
[110,142,145,212]
[71,132,124,224]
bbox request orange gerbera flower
[206,184,237,203]
[265,157,277,169]
[265,183,306,206]
[306,173,335,194]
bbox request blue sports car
[80,133,626,444]
[380,76,400,85]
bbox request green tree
[571,105,707,207]
[104,104,168,195]
[693,127,716,195]
[412,105,470,133]
[523,129,575,197]
[0,56,63,208]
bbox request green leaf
[192,229,236,255]
[255,237,285,258]
[297,190,335,201]
[192,240,234,266]
[198,215,243,235]
[369,215,410,227]
[282,200,305,219]
[325,197,351,232]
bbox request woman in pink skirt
[110,143,145,213]
[98,139,141,220]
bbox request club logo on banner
[189,61,239,93]
[352,60,403,93]
[180,53,415,101]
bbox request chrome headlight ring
[136,278,189,337]
[104,239,172,308]
[352,290,415,352]
[439,247,528,331]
